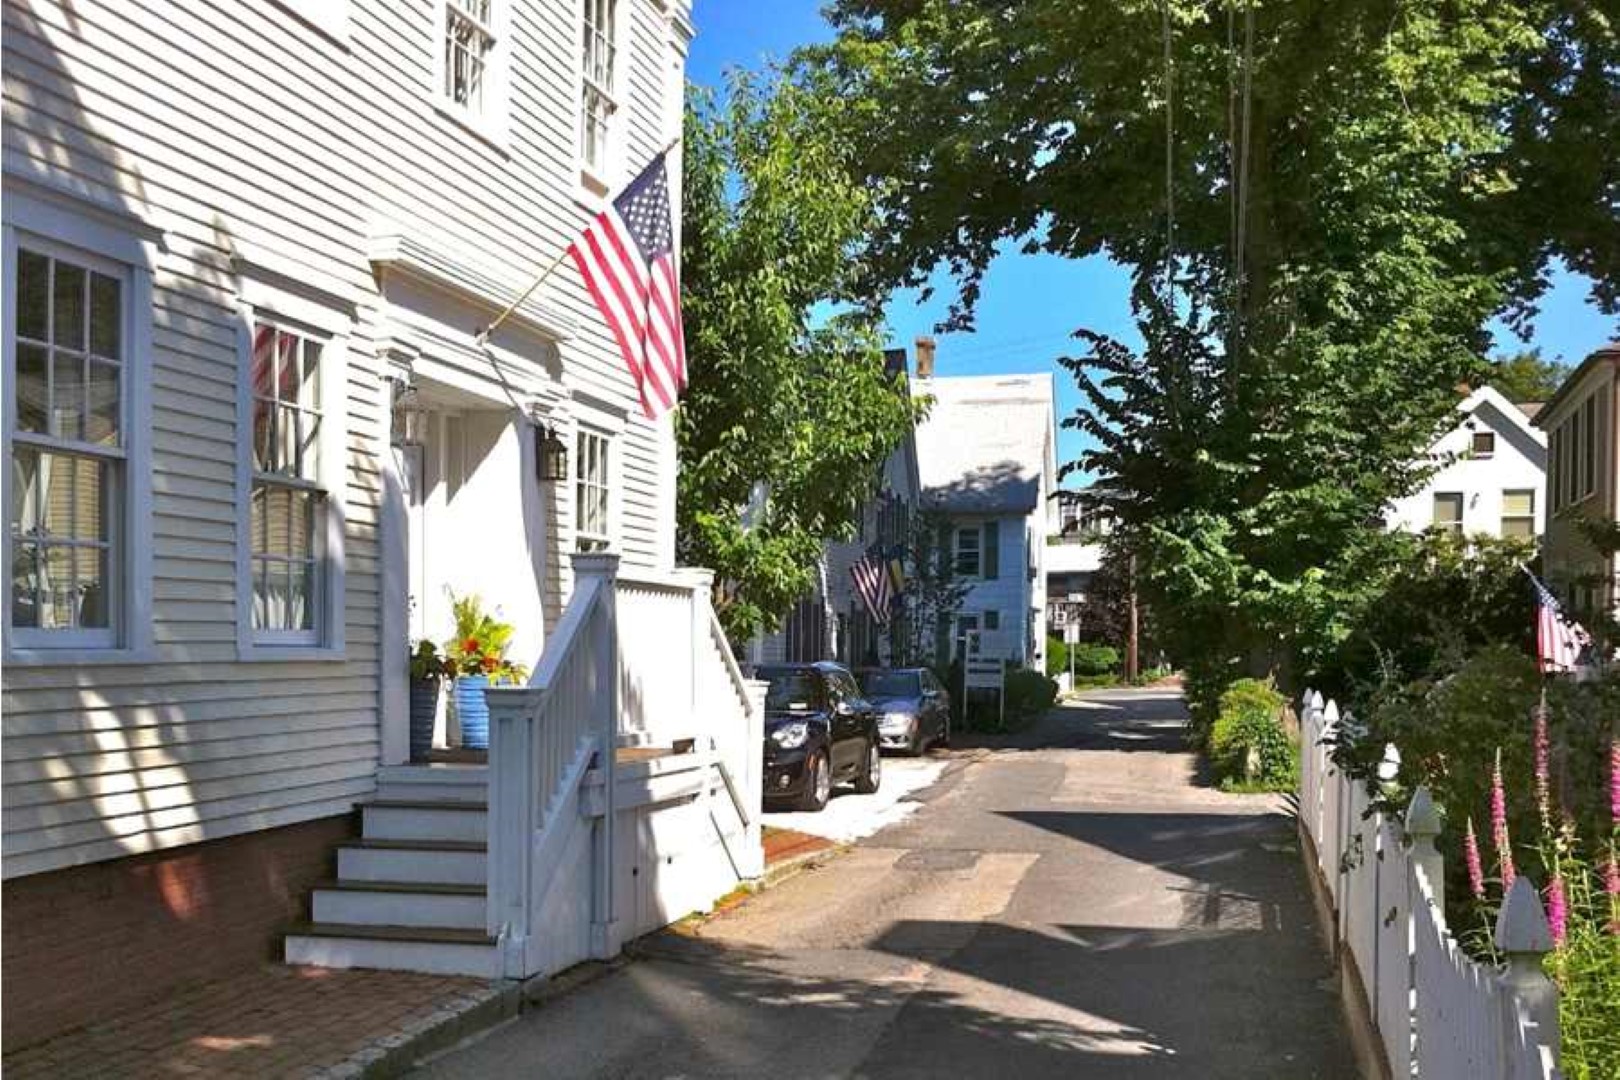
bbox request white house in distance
[4,0,759,1052]
[1385,385,1547,540]
[911,356,1058,669]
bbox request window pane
[301,339,321,410]
[251,484,268,552]
[253,561,271,629]
[89,272,121,359]
[288,490,313,558]
[252,399,274,472]
[86,359,121,446]
[52,353,84,441]
[1503,491,1534,516]
[290,561,315,630]
[11,541,39,627]
[73,544,109,628]
[70,454,104,543]
[252,323,276,398]
[11,447,39,536]
[42,545,74,628]
[299,412,320,478]
[277,330,298,403]
[1432,494,1462,524]
[15,342,48,433]
[275,403,300,475]
[1503,517,1534,539]
[53,261,85,350]
[16,249,49,341]
[38,453,75,538]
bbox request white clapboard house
[2,0,762,1051]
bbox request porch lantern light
[535,422,568,484]
[390,379,426,447]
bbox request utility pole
[1126,554,1140,682]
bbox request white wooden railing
[485,553,764,981]
[1298,691,1562,1080]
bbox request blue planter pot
[408,676,441,763]
[455,675,491,750]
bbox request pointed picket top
[1322,699,1340,732]
[1404,784,1442,841]
[1309,689,1324,712]
[1300,687,1314,713]
[1496,875,1554,955]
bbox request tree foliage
[896,507,971,666]
[1489,348,1570,402]
[676,73,925,642]
[802,1,1617,689]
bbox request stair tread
[314,879,485,896]
[363,798,488,811]
[287,922,496,946]
[339,838,487,853]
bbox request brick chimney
[915,336,936,379]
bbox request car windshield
[859,671,921,698]
[764,673,820,711]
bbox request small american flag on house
[568,152,686,419]
[1526,568,1591,674]
[851,552,893,625]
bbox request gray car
[856,667,951,755]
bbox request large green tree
[803,1,1617,690]
[677,73,925,643]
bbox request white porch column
[574,551,622,959]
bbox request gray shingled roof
[912,374,1052,513]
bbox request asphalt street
[418,688,1356,1078]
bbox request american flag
[1526,568,1591,674]
[851,553,893,625]
[568,153,686,419]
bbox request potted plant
[444,595,526,750]
[407,640,449,763]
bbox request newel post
[1404,785,1444,917]
[742,677,768,879]
[1495,875,1560,1068]
[485,684,546,979]
[573,551,621,959]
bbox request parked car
[857,667,951,755]
[756,662,882,812]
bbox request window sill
[575,167,612,213]
[433,101,511,157]
[236,643,348,663]
[4,646,160,667]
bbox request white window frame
[1470,430,1495,458]
[235,283,349,660]
[433,0,511,146]
[1431,491,1464,538]
[1501,488,1535,539]
[2,201,154,666]
[574,425,615,553]
[576,0,625,199]
[954,527,981,578]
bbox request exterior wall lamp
[535,421,569,484]
[390,378,426,448]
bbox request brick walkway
[3,964,507,1079]
[762,826,835,868]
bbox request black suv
[756,662,882,812]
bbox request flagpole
[475,134,684,346]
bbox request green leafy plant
[409,639,450,682]
[1045,635,1068,679]
[1069,642,1120,678]
[1209,678,1296,792]
[1004,669,1059,723]
[444,595,527,685]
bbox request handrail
[707,604,753,710]
[713,749,751,829]
[527,575,603,691]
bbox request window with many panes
[250,321,325,641]
[444,0,496,115]
[1432,492,1464,538]
[579,0,616,175]
[953,527,981,577]
[1501,490,1535,539]
[9,244,126,645]
[575,428,611,552]
[1470,431,1495,457]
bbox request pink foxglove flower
[1610,736,1619,826]
[1464,817,1485,900]
[1546,873,1567,948]
[1492,749,1515,889]
[1605,851,1620,936]
[1533,695,1550,830]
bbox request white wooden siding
[2,0,687,877]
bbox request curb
[316,980,521,1079]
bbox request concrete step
[284,922,499,978]
[310,880,486,930]
[362,799,487,843]
[336,839,487,886]
[375,764,488,804]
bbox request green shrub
[1005,669,1059,721]
[1045,636,1068,678]
[1069,641,1119,677]
[1208,678,1296,791]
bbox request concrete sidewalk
[420,688,1355,1078]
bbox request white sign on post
[963,651,1006,730]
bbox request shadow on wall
[923,458,1037,513]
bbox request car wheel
[854,740,882,794]
[904,728,925,757]
[796,751,831,812]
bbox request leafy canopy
[676,72,926,642]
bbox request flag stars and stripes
[852,553,894,625]
[1525,568,1592,674]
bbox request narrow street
[420,688,1355,1078]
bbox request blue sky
[686,1,1617,486]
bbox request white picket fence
[1298,691,1563,1080]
